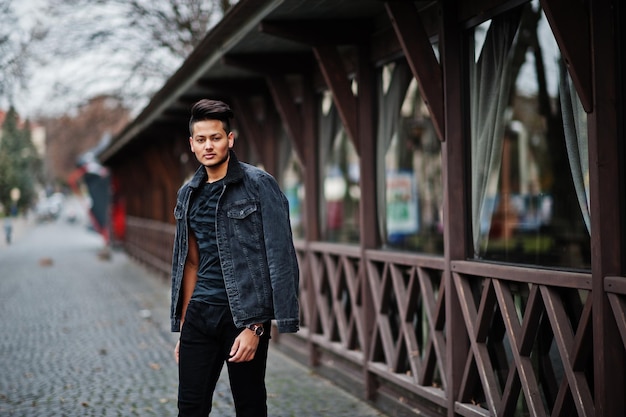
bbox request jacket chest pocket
[227,203,258,220]
[225,201,264,251]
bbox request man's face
[189,119,234,169]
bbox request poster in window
[387,171,419,235]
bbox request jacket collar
[188,150,244,189]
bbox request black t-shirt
[188,179,228,305]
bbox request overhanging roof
[99,0,394,163]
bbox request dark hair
[189,99,234,136]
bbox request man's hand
[174,339,181,364]
[228,329,260,363]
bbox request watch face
[249,324,264,336]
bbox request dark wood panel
[385,0,445,140]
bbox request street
[0,218,385,417]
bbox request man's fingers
[174,340,181,364]
[228,341,256,363]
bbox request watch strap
[247,323,264,336]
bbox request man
[3,215,12,245]
[170,99,300,417]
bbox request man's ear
[228,132,235,148]
[189,136,194,150]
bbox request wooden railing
[450,262,592,417]
[124,216,175,277]
[365,249,447,406]
[290,241,598,416]
[289,240,449,415]
[124,218,610,416]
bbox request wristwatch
[247,323,264,337]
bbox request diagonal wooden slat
[384,0,445,140]
[404,267,420,324]
[398,267,419,373]
[312,253,332,337]
[369,321,385,363]
[420,337,437,386]
[459,350,481,404]
[366,261,386,313]
[551,294,593,417]
[607,293,626,349]
[519,284,543,355]
[499,366,522,417]
[368,261,398,369]
[417,268,436,328]
[536,315,559,408]
[306,252,322,334]
[295,248,311,328]
[540,286,594,417]
[390,264,411,320]
[386,269,403,370]
[475,280,497,343]
[377,313,396,369]
[312,45,359,149]
[454,273,501,412]
[418,267,447,390]
[342,256,364,350]
[337,256,358,347]
[552,377,577,417]
[264,74,306,163]
[394,322,411,374]
[493,280,547,417]
[539,0,592,112]
[571,296,592,371]
[403,270,422,365]
[327,254,349,344]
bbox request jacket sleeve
[258,174,300,333]
[170,184,187,333]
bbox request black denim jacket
[170,151,300,333]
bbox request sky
[9,0,177,119]
[11,0,54,117]
[8,0,562,120]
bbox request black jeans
[178,301,270,417]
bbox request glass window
[468,1,590,269]
[282,151,305,240]
[319,91,360,243]
[378,61,443,254]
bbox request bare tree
[0,0,45,105]
[23,0,236,116]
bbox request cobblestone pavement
[0,219,386,417]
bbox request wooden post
[589,0,624,415]
[356,43,380,400]
[441,1,471,416]
[300,73,321,367]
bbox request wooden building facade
[100,0,625,416]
